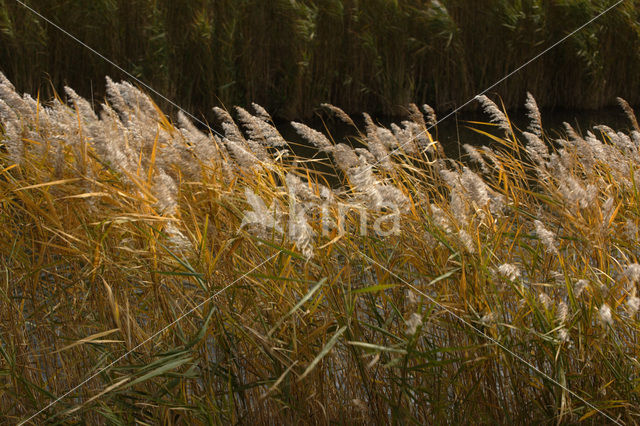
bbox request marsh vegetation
[2,73,640,423]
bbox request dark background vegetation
[0,0,639,121]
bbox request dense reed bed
[1,0,639,119]
[2,74,640,424]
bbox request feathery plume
[288,206,315,259]
[321,103,356,128]
[375,126,399,150]
[450,188,469,225]
[222,122,271,163]
[407,103,425,128]
[390,123,420,155]
[557,301,569,324]
[405,312,422,335]
[463,144,488,173]
[524,92,543,137]
[617,97,640,132]
[355,148,376,164]
[430,204,452,233]
[481,312,497,325]
[0,72,31,116]
[252,103,272,122]
[213,106,235,125]
[164,222,192,253]
[65,86,98,121]
[458,229,475,253]
[1,120,24,166]
[153,169,178,215]
[558,175,596,209]
[627,287,640,317]
[291,121,333,152]
[332,143,359,171]
[498,263,521,281]
[538,292,552,310]
[241,188,283,236]
[236,106,286,147]
[599,303,613,326]
[625,264,640,284]
[601,197,615,228]
[475,95,510,134]
[624,219,638,241]
[627,297,640,317]
[224,137,260,169]
[557,328,570,342]
[534,220,558,255]
[406,289,419,306]
[573,279,589,298]
[105,77,159,123]
[0,97,18,124]
[422,104,437,128]
[285,172,319,202]
[0,98,25,165]
[461,167,490,209]
[177,111,221,165]
[522,132,549,163]
[363,113,394,170]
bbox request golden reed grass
[1,74,640,423]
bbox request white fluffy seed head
[557,327,570,342]
[625,264,640,284]
[241,188,283,236]
[534,220,558,255]
[498,263,521,281]
[405,312,422,335]
[332,143,359,171]
[525,92,543,137]
[291,121,333,152]
[599,303,613,326]
[557,301,569,324]
[574,279,588,297]
[288,207,315,259]
[538,292,552,310]
[236,106,286,147]
[164,222,191,253]
[422,104,437,127]
[321,103,356,127]
[406,289,419,306]
[481,312,497,325]
[475,95,510,135]
[627,296,640,317]
[430,204,451,233]
[463,144,488,172]
[224,137,260,169]
[458,229,475,254]
[461,167,490,209]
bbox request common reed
[2,74,640,424]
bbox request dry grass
[1,75,640,424]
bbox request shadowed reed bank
[1,0,640,119]
[2,74,640,423]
